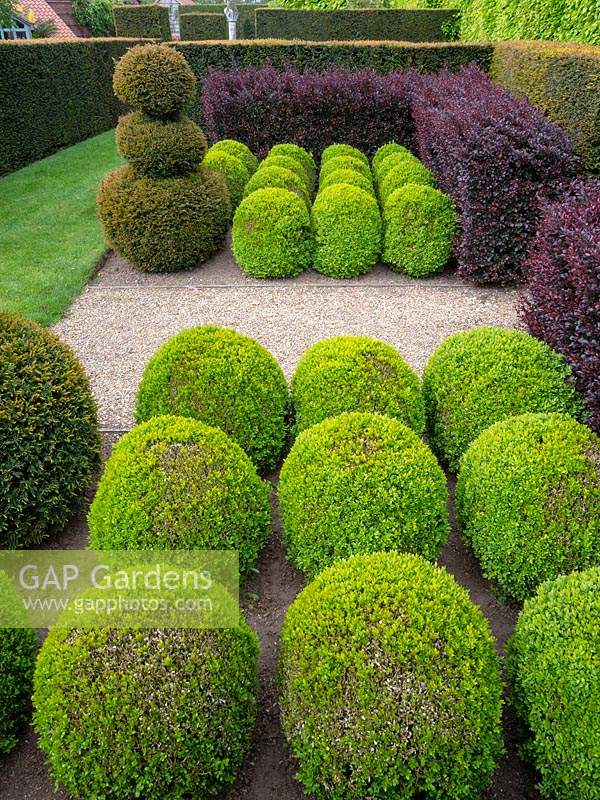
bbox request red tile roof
[20,0,77,37]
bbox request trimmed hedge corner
[113,4,171,40]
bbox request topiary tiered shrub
[279,413,449,579]
[135,325,288,470]
[0,313,100,548]
[291,335,424,436]
[457,413,600,603]
[507,568,600,799]
[88,415,271,576]
[279,552,504,799]
[99,44,229,273]
[422,327,584,470]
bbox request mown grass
[0,131,121,326]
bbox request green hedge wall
[181,4,257,39]
[113,5,171,40]
[180,13,227,41]
[492,40,600,174]
[255,8,460,42]
[0,38,146,177]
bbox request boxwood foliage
[88,415,270,575]
[383,184,458,278]
[0,313,100,548]
[422,327,584,471]
[243,165,310,206]
[279,413,449,578]
[269,143,316,184]
[135,325,288,471]
[202,148,249,210]
[262,155,312,194]
[457,413,600,603]
[291,335,424,436]
[507,568,600,800]
[372,142,412,174]
[378,159,436,207]
[279,552,504,800]
[319,154,372,184]
[319,168,374,196]
[232,187,314,279]
[34,614,259,799]
[321,143,369,166]
[312,184,382,278]
[210,138,258,175]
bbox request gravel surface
[54,248,521,428]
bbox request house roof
[20,0,77,37]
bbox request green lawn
[0,131,122,326]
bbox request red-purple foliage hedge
[202,65,413,158]
[522,179,600,432]
[409,65,579,285]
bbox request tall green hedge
[113,5,171,40]
[181,4,257,39]
[255,8,459,42]
[0,38,146,177]
[180,12,227,41]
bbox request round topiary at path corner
[243,165,310,206]
[0,313,100,549]
[269,143,316,183]
[457,413,600,603]
[232,188,314,280]
[422,327,585,471]
[372,142,412,174]
[34,607,258,800]
[383,184,458,278]
[279,552,504,800]
[379,160,436,207]
[98,165,230,273]
[261,155,312,193]
[88,415,270,575]
[209,138,259,175]
[278,413,449,579]
[507,567,600,800]
[116,112,207,178]
[202,148,249,211]
[135,325,289,471]
[319,168,375,196]
[291,335,424,436]
[321,143,369,166]
[319,155,372,184]
[113,43,196,118]
[312,184,382,278]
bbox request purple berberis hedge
[409,65,579,285]
[202,65,413,158]
[522,179,600,432]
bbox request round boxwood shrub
[88,415,270,574]
[291,335,424,436]
[243,165,309,205]
[457,413,600,602]
[0,313,100,548]
[269,143,316,182]
[422,327,584,470]
[372,142,412,174]
[34,610,258,799]
[98,165,229,273]
[135,325,288,470]
[113,44,195,118]
[203,149,249,210]
[379,160,436,206]
[312,184,382,278]
[319,155,372,184]
[232,187,314,279]
[375,150,420,185]
[383,184,458,278]
[210,138,259,175]
[262,155,312,193]
[321,143,369,166]
[319,168,375,196]
[279,551,503,800]
[279,413,449,578]
[507,568,600,800]
[116,111,207,178]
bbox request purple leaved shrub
[522,179,600,431]
[202,65,413,159]
[409,65,579,285]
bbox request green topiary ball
[113,44,196,118]
[243,165,310,206]
[0,313,100,548]
[116,112,207,178]
[232,187,314,279]
[279,552,504,800]
[379,160,436,206]
[88,415,270,574]
[98,164,229,273]
[269,143,316,183]
[319,155,372,184]
[422,327,584,471]
[262,155,312,193]
[383,184,458,278]
[318,168,374,195]
[291,335,424,436]
[34,612,258,799]
[372,142,412,174]
[279,413,449,578]
[210,138,259,175]
[375,150,421,184]
[135,325,288,470]
[203,149,249,210]
[507,568,600,800]
[457,413,600,602]
[312,184,382,278]
[321,143,369,166]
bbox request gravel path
[54,249,521,429]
